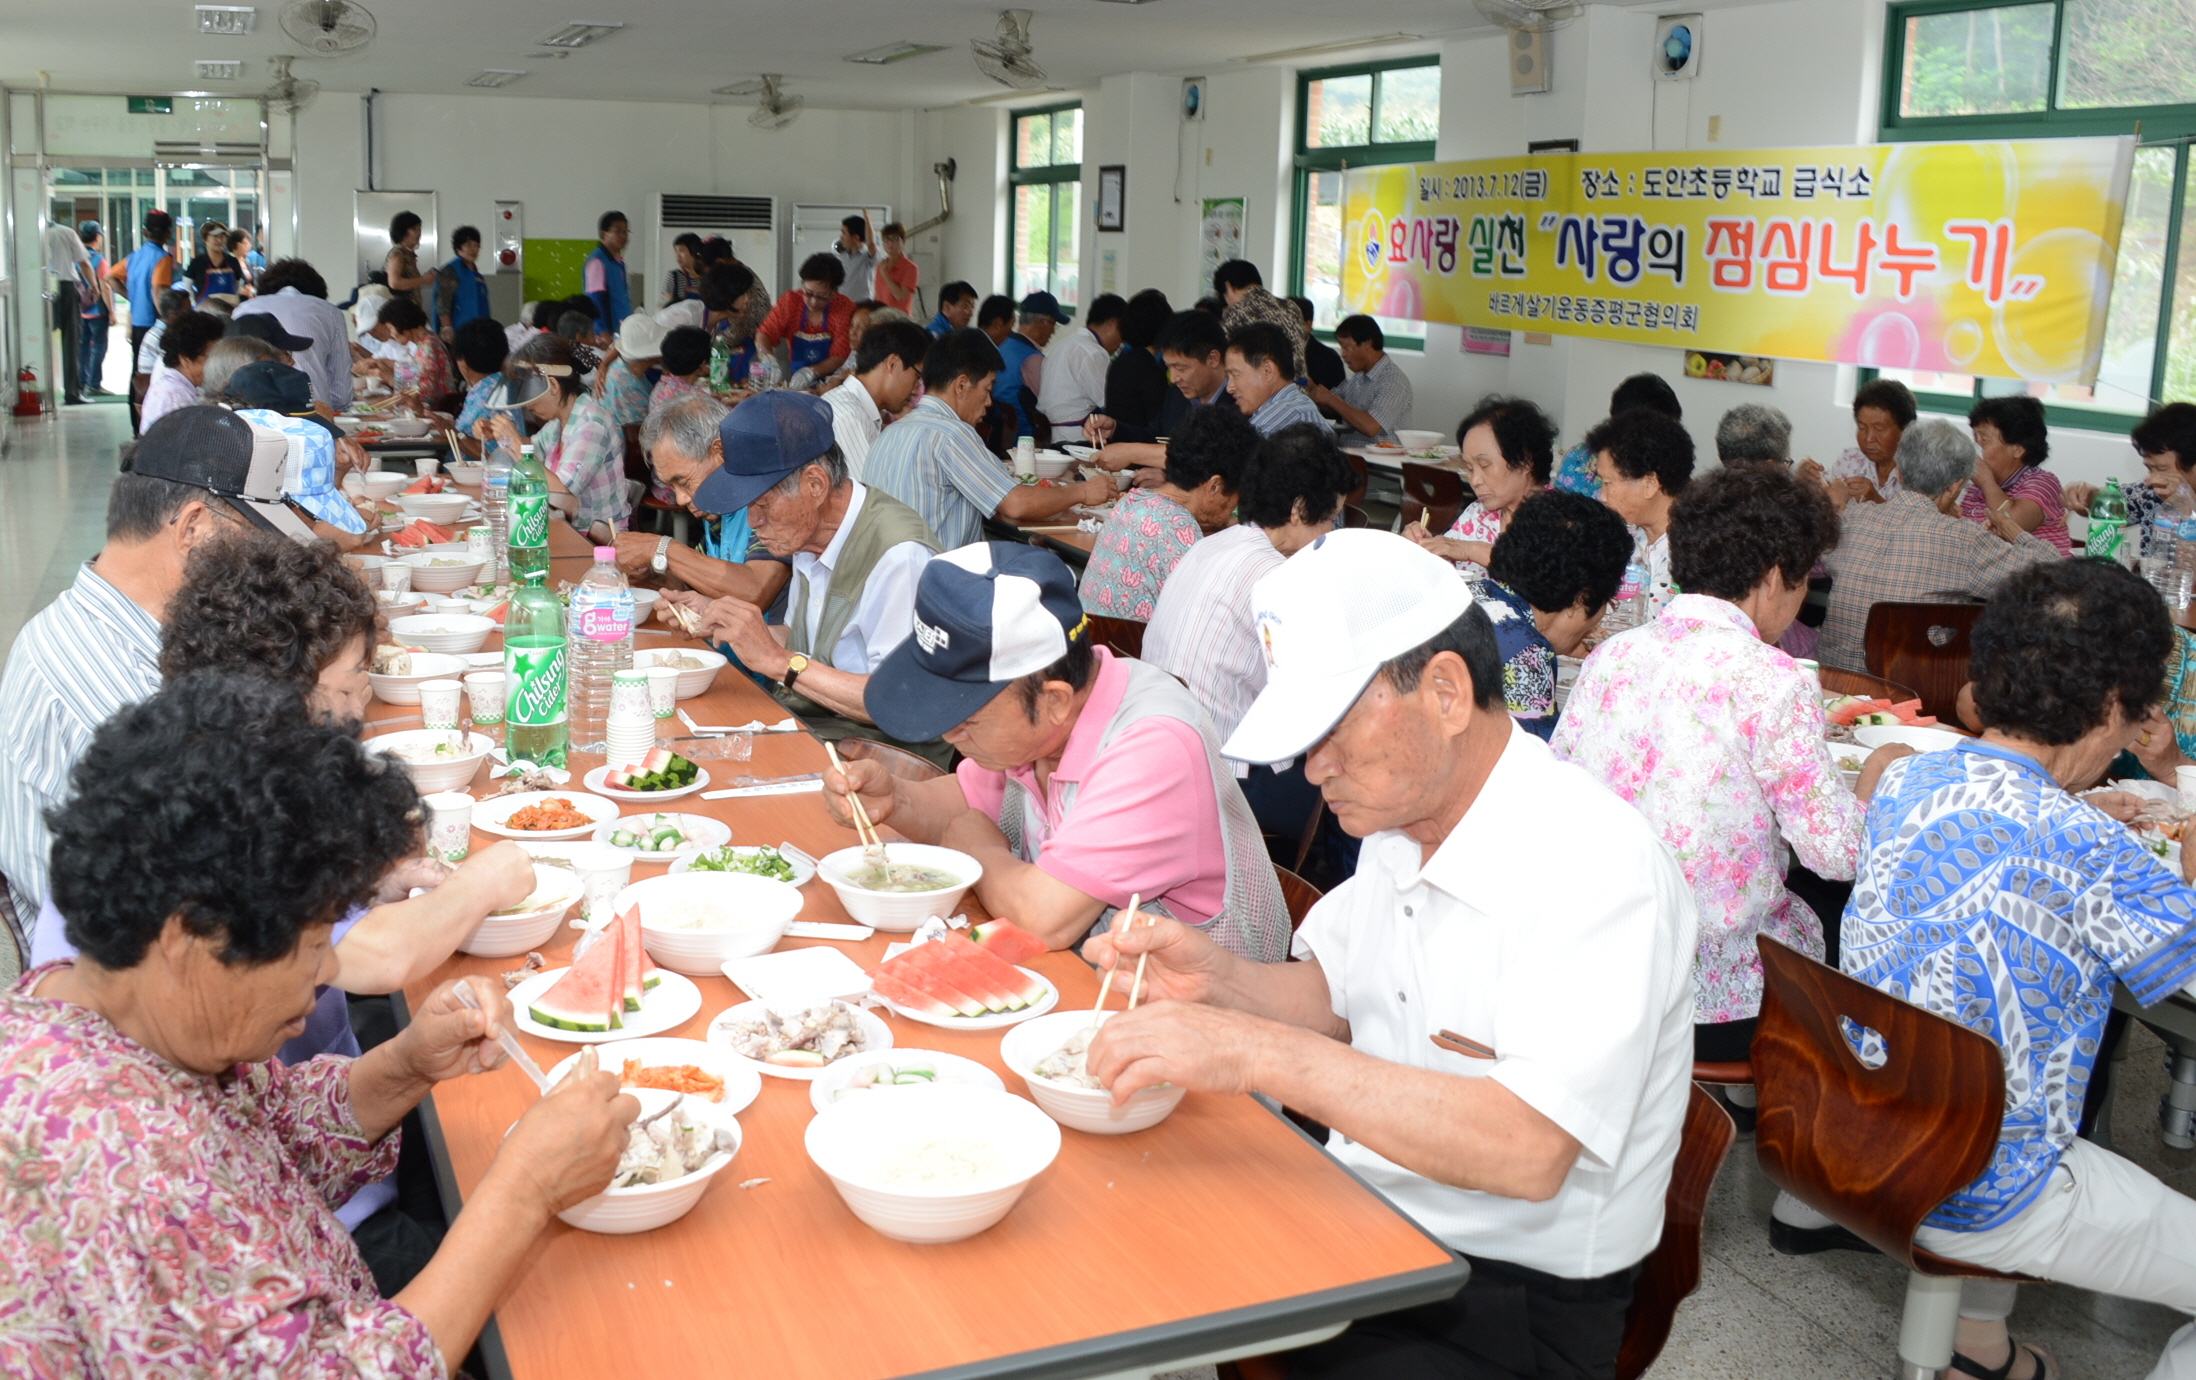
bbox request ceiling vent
[195,5,257,33]
[466,69,527,88]
[195,59,244,80]
[154,139,262,162]
[535,21,623,48]
[844,41,946,65]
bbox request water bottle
[504,573,569,769]
[507,442,551,585]
[1614,559,1649,630]
[2086,478,2129,564]
[2174,512,2196,609]
[2147,505,2181,590]
[566,546,636,755]
[481,446,513,582]
[709,332,731,392]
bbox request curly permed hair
[159,531,380,702]
[1971,561,2172,746]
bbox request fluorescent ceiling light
[1236,32,1424,62]
[1088,0,1162,4]
[194,59,244,79]
[963,86,1069,105]
[467,69,528,87]
[195,5,256,34]
[843,41,947,65]
[535,21,624,49]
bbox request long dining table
[378,518,1465,1380]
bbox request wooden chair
[1086,614,1145,660]
[1341,451,1369,510]
[621,421,649,487]
[1752,935,2028,1380]
[1613,1084,1738,1380]
[1273,865,1322,934]
[1862,602,1984,723]
[1399,462,1468,536]
[1339,504,1370,529]
[835,737,946,782]
[1817,665,1923,705]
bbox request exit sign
[127,96,174,115]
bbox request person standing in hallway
[77,222,114,398]
[123,210,179,371]
[383,212,434,308]
[584,210,634,333]
[44,213,93,406]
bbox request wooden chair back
[1861,602,1984,723]
[1339,504,1370,529]
[1816,666,1923,705]
[622,422,651,486]
[1086,614,1145,660]
[1614,1084,1737,1380]
[1274,865,1322,934]
[1399,462,1468,536]
[1752,936,2009,1273]
[835,737,946,782]
[1342,451,1369,510]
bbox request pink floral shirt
[1551,594,1865,1023]
[1440,500,1505,579]
[0,963,440,1379]
[1079,487,1203,621]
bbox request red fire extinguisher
[13,365,44,418]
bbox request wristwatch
[782,653,810,694]
[651,535,672,575]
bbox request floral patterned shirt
[1552,593,1866,1023]
[600,357,653,429]
[1480,578,1558,740]
[1830,447,1903,500]
[0,963,439,1379]
[1440,501,1506,581]
[1079,487,1203,621]
[392,333,453,405]
[536,391,631,532]
[1551,443,1600,499]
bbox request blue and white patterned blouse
[1844,740,2196,1232]
[454,372,502,437]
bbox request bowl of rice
[804,1083,1060,1243]
[613,870,803,976]
[364,728,494,793]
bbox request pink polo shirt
[955,648,1228,926]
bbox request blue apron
[787,301,838,376]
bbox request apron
[787,300,838,376]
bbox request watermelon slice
[870,968,960,1019]
[617,907,646,1012]
[527,929,625,1032]
[970,918,1049,966]
[874,948,988,1017]
[940,933,1046,1008]
[911,939,1017,1011]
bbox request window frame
[1007,100,1084,318]
[1878,0,2196,430]
[1290,54,1440,351]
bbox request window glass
[1376,65,1441,143]
[1011,182,1081,309]
[1898,4,2054,117]
[1307,74,1372,148]
[2168,168,2196,404]
[1015,111,1053,169]
[1302,169,1346,329]
[1051,107,1081,165]
[2030,144,2174,412]
[2060,0,2196,110]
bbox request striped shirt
[0,564,164,917]
[1142,524,1285,779]
[863,394,1017,552]
[1818,490,2056,671]
[536,392,631,532]
[1334,353,1415,445]
[1245,382,1326,436]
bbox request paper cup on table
[415,454,440,478]
[381,561,413,594]
[644,666,681,719]
[610,667,652,720]
[432,598,473,616]
[463,671,506,726]
[419,679,464,731]
[2177,766,2196,812]
[605,714,658,767]
[421,791,474,864]
[574,843,633,922]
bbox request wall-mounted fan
[719,75,804,131]
[972,10,1047,89]
[280,0,376,56]
[265,55,320,113]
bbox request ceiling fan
[719,74,805,131]
[264,55,320,113]
[279,0,376,56]
[1473,0,1581,30]
[972,10,1047,89]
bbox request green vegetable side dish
[687,845,797,882]
[608,814,693,852]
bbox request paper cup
[432,598,473,616]
[415,454,441,478]
[419,679,464,730]
[381,562,413,594]
[422,791,474,863]
[573,843,633,921]
[610,667,652,720]
[463,671,507,726]
[2177,766,2196,813]
[644,666,681,719]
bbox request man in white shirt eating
[1085,529,1699,1380]
[823,319,928,483]
[1037,292,1124,436]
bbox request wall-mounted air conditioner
[646,193,780,310]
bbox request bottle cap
[595,546,616,561]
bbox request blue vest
[586,243,632,330]
[994,332,1042,435]
[445,256,491,329]
[125,243,172,328]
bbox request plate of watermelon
[869,927,1060,1031]
[585,754,709,801]
[510,908,704,1042]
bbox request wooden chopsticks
[1090,894,1141,1016]
[821,741,884,852]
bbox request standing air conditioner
[646,193,780,310]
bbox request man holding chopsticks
[1080,530,1699,1380]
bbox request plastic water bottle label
[510,493,549,549]
[574,590,634,642]
[1618,561,1648,601]
[505,640,568,727]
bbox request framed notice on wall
[1097,165,1125,232]
[1199,196,1245,291]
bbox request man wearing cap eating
[823,542,1292,961]
[1076,529,1699,1380]
[993,292,1061,440]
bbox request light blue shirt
[1246,382,1325,436]
[864,394,1017,552]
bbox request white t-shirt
[43,223,90,283]
[1292,724,1698,1278]
[823,378,884,483]
[1036,327,1111,426]
[788,484,932,673]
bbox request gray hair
[764,443,850,498]
[1895,416,1977,497]
[640,392,728,461]
[202,335,278,396]
[1715,404,1792,465]
[867,307,914,327]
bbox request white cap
[617,311,668,360]
[1222,529,1474,765]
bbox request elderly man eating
[620,393,793,612]
[825,543,1290,961]
[1082,530,1699,1380]
[687,391,944,756]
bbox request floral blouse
[1480,578,1558,740]
[1079,487,1203,621]
[392,332,453,404]
[600,357,653,429]
[1551,593,1866,1023]
[0,963,439,1378]
[1830,447,1903,500]
[536,391,632,532]
[1439,501,1506,581]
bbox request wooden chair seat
[1691,1060,1753,1086]
[1614,1084,1738,1380]
[1816,665,1923,705]
[835,737,947,782]
[1085,614,1145,660]
[1861,602,1984,724]
[1399,462,1468,537]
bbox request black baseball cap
[232,313,314,352]
[127,406,315,542]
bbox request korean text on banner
[1339,138,2136,385]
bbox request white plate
[472,791,624,840]
[508,967,703,1044]
[592,812,732,861]
[545,1036,763,1115]
[872,964,1061,1032]
[583,763,712,802]
[721,947,874,1008]
[704,1000,893,1081]
[670,844,817,888]
[807,1048,1007,1114]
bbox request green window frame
[1291,55,1439,350]
[1877,0,2196,430]
[1008,101,1082,316]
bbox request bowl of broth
[815,844,980,932]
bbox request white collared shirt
[1037,326,1111,426]
[788,484,933,673]
[1292,725,1698,1278]
[823,377,884,483]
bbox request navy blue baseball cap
[1017,290,1065,321]
[864,542,1087,742]
[693,390,837,516]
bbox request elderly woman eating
[1845,561,2196,1380]
[1556,466,1908,1066]
[0,673,634,1376]
[1963,394,2071,556]
[1404,395,1556,583]
[1587,407,1695,616]
[1814,376,1915,504]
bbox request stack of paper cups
[604,713,657,769]
[609,667,652,720]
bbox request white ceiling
[0,0,1497,111]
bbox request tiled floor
[0,397,132,658]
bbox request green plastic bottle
[504,572,569,768]
[507,441,551,585]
